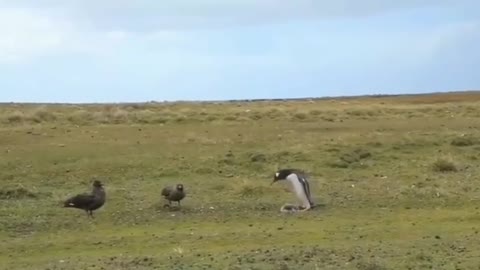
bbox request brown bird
[161,184,186,207]
[63,180,106,218]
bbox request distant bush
[432,158,457,172]
[269,150,310,163]
[235,182,270,198]
[264,108,285,119]
[292,112,308,120]
[451,136,478,147]
[195,167,215,175]
[250,153,267,163]
[223,115,238,121]
[67,110,94,125]
[91,111,109,124]
[3,107,58,124]
[31,107,56,123]
[205,115,218,122]
[340,148,371,164]
[132,110,156,124]
[248,112,262,120]
[356,261,387,270]
[321,116,335,122]
[107,108,129,124]
[328,148,372,169]
[308,110,322,116]
[328,160,350,168]
[5,111,25,124]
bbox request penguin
[271,169,315,211]
[63,180,106,218]
[161,183,186,207]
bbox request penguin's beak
[271,179,277,185]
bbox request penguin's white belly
[286,174,311,208]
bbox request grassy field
[1,91,480,269]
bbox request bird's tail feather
[63,198,74,207]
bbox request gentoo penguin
[161,184,186,207]
[272,169,315,211]
[64,180,106,218]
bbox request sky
[0,1,479,103]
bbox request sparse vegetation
[1,91,480,269]
[0,187,40,200]
[328,148,372,168]
[1,91,480,126]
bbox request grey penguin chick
[64,180,106,218]
[161,183,186,207]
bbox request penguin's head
[271,169,295,185]
[92,180,103,188]
[176,184,184,191]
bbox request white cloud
[0,8,69,63]
[1,0,467,31]
[0,0,477,64]
[0,7,135,63]
[403,21,479,65]
[429,21,479,49]
[105,30,129,40]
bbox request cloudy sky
[0,1,479,102]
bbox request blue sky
[0,1,479,103]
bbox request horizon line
[1,89,479,106]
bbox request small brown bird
[63,180,106,218]
[161,184,186,207]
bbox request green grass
[2,92,480,269]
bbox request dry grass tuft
[329,148,372,168]
[234,179,270,198]
[5,111,25,124]
[0,187,39,200]
[432,158,457,172]
[451,136,478,147]
[31,106,57,123]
